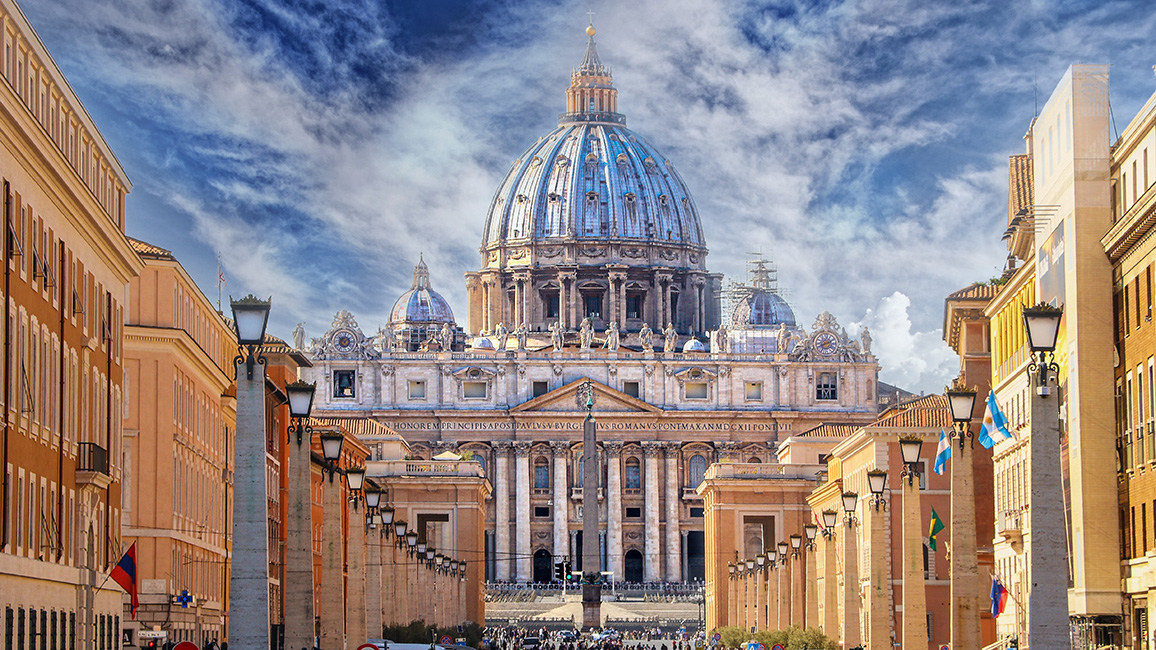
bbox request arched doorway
[533,549,553,583]
[624,549,644,584]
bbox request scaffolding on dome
[722,252,792,328]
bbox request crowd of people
[482,626,706,650]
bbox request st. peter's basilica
[303,26,881,585]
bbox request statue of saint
[549,321,565,351]
[291,322,306,350]
[860,326,873,356]
[579,318,595,350]
[515,323,529,351]
[776,322,789,354]
[495,322,509,351]
[639,323,654,352]
[715,324,728,353]
[375,325,395,353]
[441,322,454,352]
[602,321,620,351]
[662,323,677,353]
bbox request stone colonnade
[491,438,699,583]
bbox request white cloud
[850,291,959,393]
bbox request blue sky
[19,0,1156,394]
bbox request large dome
[480,123,705,250]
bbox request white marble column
[642,442,662,582]
[493,441,512,581]
[552,442,570,563]
[514,441,532,582]
[229,361,271,650]
[605,441,624,582]
[664,442,682,582]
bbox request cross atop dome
[578,23,606,76]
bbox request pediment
[511,378,662,413]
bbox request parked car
[521,637,541,650]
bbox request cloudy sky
[19,0,1156,394]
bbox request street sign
[440,636,453,645]
[138,631,167,639]
[771,644,784,650]
[172,642,198,650]
[357,644,379,650]
[177,590,193,609]
[939,646,949,650]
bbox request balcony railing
[996,509,1023,539]
[703,463,824,481]
[365,459,484,478]
[78,442,109,475]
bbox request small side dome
[470,337,495,351]
[733,291,796,328]
[389,256,456,325]
[682,338,706,353]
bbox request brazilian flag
[928,507,945,551]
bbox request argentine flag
[933,429,952,475]
[978,390,1014,449]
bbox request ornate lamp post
[803,524,819,626]
[227,296,271,650]
[945,380,980,650]
[284,380,317,650]
[766,548,779,630]
[745,558,756,632]
[1022,303,1066,649]
[820,510,839,637]
[728,563,738,626]
[898,435,928,649]
[755,554,767,631]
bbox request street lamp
[1022,303,1063,395]
[789,534,802,558]
[899,437,923,485]
[364,486,381,511]
[866,469,888,510]
[946,382,978,450]
[803,524,818,550]
[285,380,316,444]
[345,465,366,508]
[392,520,407,545]
[227,295,272,650]
[320,431,344,481]
[776,541,789,560]
[231,295,271,379]
[406,530,418,553]
[756,554,766,570]
[841,492,858,525]
[821,509,838,536]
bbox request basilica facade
[305,26,879,585]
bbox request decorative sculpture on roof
[789,311,864,363]
[515,323,529,352]
[713,324,728,354]
[602,322,620,351]
[374,325,396,353]
[495,322,509,351]
[579,318,594,351]
[549,321,565,352]
[663,323,677,353]
[441,322,454,353]
[311,310,379,360]
[292,323,306,351]
[860,326,873,356]
[639,323,654,352]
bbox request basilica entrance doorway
[533,549,553,583]
[686,531,705,581]
[624,549,643,583]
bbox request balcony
[569,487,604,502]
[365,459,485,478]
[76,442,112,489]
[996,509,1023,540]
[682,487,703,501]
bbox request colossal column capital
[492,440,515,452]
[641,441,663,458]
[603,440,624,457]
[663,441,682,456]
[513,441,533,457]
[550,440,571,454]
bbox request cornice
[125,325,232,389]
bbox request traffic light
[553,561,565,581]
[565,561,573,580]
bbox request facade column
[557,274,568,329]
[608,273,621,324]
[552,442,570,563]
[664,442,682,581]
[513,277,524,326]
[902,477,928,650]
[230,360,270,650]
[642,442,662,582]
[805,543,818,629]
[564,273,578,328]
[605,441,624,582]
[285,436,315,650]
[952,439,981,650]
[482,280,492,333]
[319,476,346,650]
[514,441,532,582]
[493,441,512,581]
[347,514,368,645]
[692,276,705,333]
[842,512,861,649]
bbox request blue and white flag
[978,390,1014,449]
[933,429,952,475]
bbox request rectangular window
[622,381,640,398]
[744,382,762,401]
[544,294,559,319]
[332,370,355,398]
[816,373,837,401]
[463,381,488,399]
[584,294,602,319]
[1126,285,1132,332]
[532,381,548,398]
[684,382,708,399]
[689,507,704,518]
[533,506,550,518]
[407,380,426,400]
[625,507,642,519]
[1144,503,1149,554]
[626,295,642,319]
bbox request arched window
[576,454,584,487]
[747,456,762,464]
[625,457,641,489]
[534,457,550,489]
[474,454,487,476]
[688,455,707,487]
